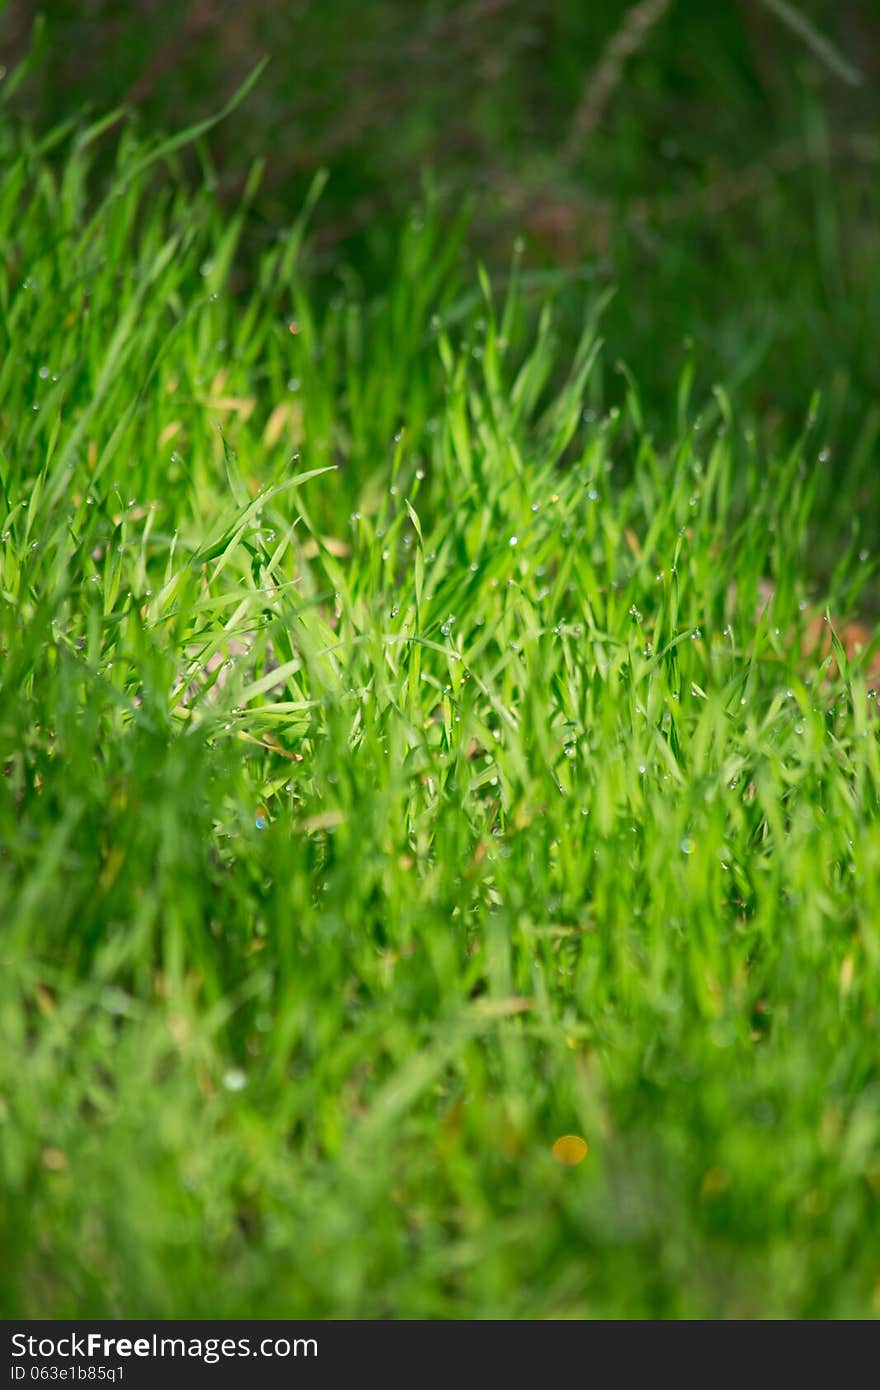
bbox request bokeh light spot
[552,1134,588,1166]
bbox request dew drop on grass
[680,837,695,856]
[223,1069,247,1093]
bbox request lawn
[1,86,880,1319]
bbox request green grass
[10,0,880,489]
[2,104,880,1319]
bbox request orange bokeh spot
[552,1134,589,1166]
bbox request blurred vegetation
[3,0,879,487]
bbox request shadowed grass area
[1,103,880,1318]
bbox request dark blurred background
[3,1,879,473]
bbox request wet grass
[2,104,880,1318]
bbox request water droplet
[680,837,695,856]
[222,1068,247,1092]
